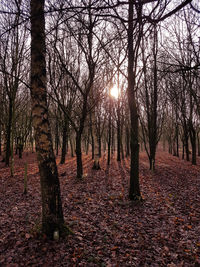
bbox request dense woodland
[0,0,200,265]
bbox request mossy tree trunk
[30,0,64,238]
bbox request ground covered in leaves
[0,149,200,266]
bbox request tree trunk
[76,133,83,178]
[70,137,74,157]
[176,124,179,157]
[92,113,100,170]
[149,143,156,171]
[90,119,94,159]
[182,139,185,159]
[5,99,12,166]
[111,124,115,154]
[121,135,124,160]
[120,121,124,160]
[185,134,190,161]
[55,119,59,156]
[60,117,68,164]
[168,137,172,154]
[128,0,141,200]
[117,107,121,161]
[107,100,112,165]
[0,126,1,156]
[197,132,200,157]
[31,0,64,238]
[126,126,130,157]
[117,117,121,161]
[98,134,101,158]
[189,125,196,165]
[90,110,100,170]
[149,24,158,171]
[86,128,90,155]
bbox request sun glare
[110,84,119,99]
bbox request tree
[30,0,64,238]
[139,25,165,170]
[0,0,26,168]
[127,0,142,200]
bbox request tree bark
[176,124,179,157]
[189,123,196,165]
[55,118,59,156]
[184,133,190,161]
[5,99,12,166]
[197,132,200,157]
[76,132,83,178]
[128,0,141,200]
[182,138,185,160]
[107,88,112,165]
[70,137,74,157]
[0,125,1,156]
[117,109,121,162]
[90,116,94,159]
[126,126,130,157]
[60,116,68,164]
[30,0,64,238]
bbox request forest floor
[0,150,200,267]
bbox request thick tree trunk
[31,0,64,238]
[128,0,141,200]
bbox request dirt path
[0,151,200,266]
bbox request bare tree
[30,0,64,238]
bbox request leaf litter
[0,150,200,266]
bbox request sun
[110,84,119,99]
